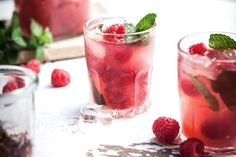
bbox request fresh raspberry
[180,138,205,157]
[23,59,41,74]
[180,79,200,97]
[15,77,25,88]
[51,69,70,87]
[189,42,207,55]
[103,24,125,42]
[2,80,19,93]
[152,117,180,143]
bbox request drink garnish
[124,13,157,34]
[190,75,219,111]
[123,13,156,44]
[211,70,236,110]
[135,13,157,32]
[209,33,236,49]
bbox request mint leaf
[31,20,43,37]
[209,33,236,49]
[0,50,4,61]
[39,27,53,44]
[5,44,18,64]
[135,13,157,32]
[190,75,219,111]
[10,12,20,31]
[35,46,44,61]
[11,27,27,47]
[0,29,5,45]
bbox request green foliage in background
[0,12,53,64]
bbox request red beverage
[84,16,156,118]
[14,0,90,38]
[178,32,236,153]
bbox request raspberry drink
[84,14,156,118]
[14,0,90,38]
[178,32,236,153]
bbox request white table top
[1,0,235,156]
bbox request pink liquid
[85,32,155,117]
[15,0,90,38]
[178,48,236,150]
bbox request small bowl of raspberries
[152,116,205,157]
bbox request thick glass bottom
[205,146,236,155]
[110,102,151,119]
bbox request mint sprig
[135,13,157,32]
[0,12,53,64]
[209,33,236,49]
[124,13,157,34]
[190,75,219,111]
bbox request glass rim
[0,65,39,98]
[83,16,157,36]
[178,31,236,63]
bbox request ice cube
[79,103,112,125]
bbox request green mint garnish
[0,12,53,64]
[190,75,219,111]
[135,13,157,32]
[209,33,236,49]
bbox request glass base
[79,102,150,121]
[110,102,150,119]
[205,146,236,155]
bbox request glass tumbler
[14,0,90,38]
[0,65,38,157]
[178,32,236,154]
[83,17,156,118]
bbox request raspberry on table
[103,24,126,42]
[51,69,70,87]
[180,138,205,157]
[152,117,180,143]
[2,80,19,93]
[23,59,41,74]
[189,42,207,55]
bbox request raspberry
[180,138,205,157]
[103,24,125,42]
[2,76,26,93]
[152,117,180,143]
[180,79,200,96]
[23,59,41,74]
[51,69,70,87]
[189,42,207,55]
[15,77,25,88]
[2,80,19,93]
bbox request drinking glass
[0,65,39,157]
[178,32,236,154]
[83,17,156,118]
[14,0,90,38]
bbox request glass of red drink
[14,0,90,38]
[83,16,156,118]
[178,32,236,154]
